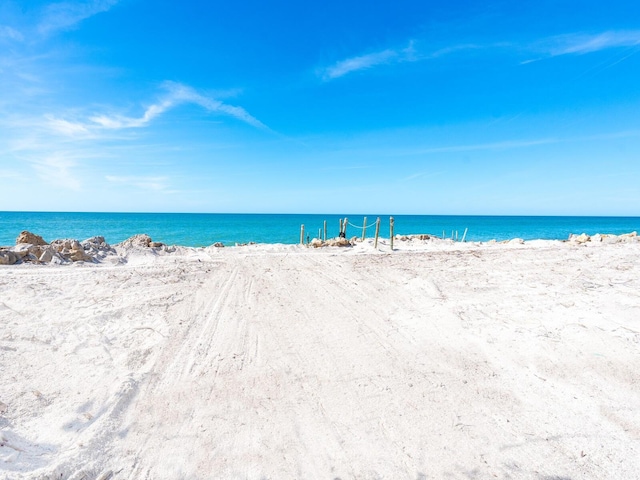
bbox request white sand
[1,239,639,479]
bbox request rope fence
[299,216,468,250]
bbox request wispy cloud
[522,30,640,64]
[321,29,640,80]
[319,40,431,81]
[30,153,82,190]
[37,0,120,36]
[401,170,445,182]
[0,25,24,41]
[45,116,93,137]
[319,40,483,81]
[392,130,640,158]
[47,81,269,136]
[399,138,559,156]
[322,49,399,80]
[548,30,640,56]
[106,175,177,193]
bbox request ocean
[0,212,639,247]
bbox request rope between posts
[348,221,378,230]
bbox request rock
[311,238,323,248]
[119,234,152,248]
[569,233,590,244]
[50,239,82,252]
[591,234,603,243]
[39,249,54,263]
[602,235,620,244]
[509,238,525,245]
[15,231,47,246]
[0,250,19,265]
[81,237,116,261]
[620,233,639,243]
[576,233,590,244]
[150,242,165,248]
[69,249,92,262]
[11,244,32,258]
[212,242,224,248]
[326,237,351,247]
[82,236,108,251]
[48,239,93,262]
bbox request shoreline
[1,230,638,267]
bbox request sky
[1,0,639,215]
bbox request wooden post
[343,217,348,238]
[300,224,304,245]
[318,228,321,240]
[374,217,380,249]
[362,217,367,241]
[390,216,395,251]
[323,220,327,241]
[339,218,343,236]
[461,228,468,243]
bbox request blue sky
[1,1,639,215]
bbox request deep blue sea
[0,212,639,247]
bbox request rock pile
[0,231,119,265]
[310,236,355,248]
[395,234,433,241]
[116,234,175,252]
[0,231,178,265]
[568,232,639,244]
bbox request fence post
[300,224,304,245]
[343,217,348,238]
[374,217,380,249]
[323,220,327,241]
[390,216,395,251]
[362,217,367,241]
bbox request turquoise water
[0,212,639,247]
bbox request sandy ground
[1,239,639,479]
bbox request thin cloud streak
[393,130,640,157]
[399,138,558,156]
[47,81,270,137]
[322,49,398,80]
[401,170,445,182]
[106,175,177,193]
[0,25,24,41]
[37,0,120,36]
[319,40,433,80]
[549,31,640,56]
[321,29,640,81]
[30,153,82,191]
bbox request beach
[1,237,639,479]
